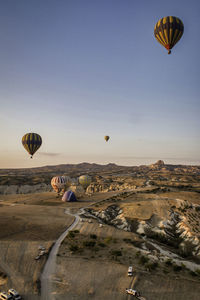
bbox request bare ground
[0,190,200,299]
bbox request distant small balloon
[104,135,110,142]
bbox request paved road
[40,211,80,300]
[40,192,126,299]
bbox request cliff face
[85,202,200,260]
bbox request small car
[38,245,46,251]
[0,292,13,300]
[128,266,133,276]
[39,250,46,256]
[125,288,140,296]
[8,289,22,300]
[35,255,40,260]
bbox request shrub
[104,236,112,244]
[135,251,141,258]
[73,230,80,234]
[163,268,169,274]
[98,242,106,248]
[69,244,79,252]
[68,231,75,238]
[145,262,159,271]
[165,259,172,266]
[173,264,182,272]
[83,240,96,248]
[90,234,97,239]
[195,269,200,276]
[111,250,122,257]
[139,255,149,265]
[190,271,197,277]
[123,238,132,243]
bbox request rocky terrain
[0,160,200,299]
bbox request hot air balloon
[62,190,77,202]
[78,175,91,189]
[51,176,66,195]
[104,135,110,142]
[22,133,42,158]
[154,16,184,54]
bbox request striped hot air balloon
[78,175,91,189]
[22,133,42,158]
[51,176,66,195]
[154,16,184,54]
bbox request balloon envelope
[22,133,42,158]
[154,16,184,54]
[78,175,91,188]
[62,190,77,202]
[51,176,66,194]
[104,135,110,142]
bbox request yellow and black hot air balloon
[78,175,91,189]
[22,133,42,158]
[104,135,110,142]
[154,16,184,54]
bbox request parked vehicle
[38,245,46,251]
[39,250,46,256]
[8,289,22,300]
[125,288,140,296]
[0,292,13,300]
[128,266,133,276]
[35,255,40,260]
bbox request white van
[127,266,133,276]
[0,292,13,300]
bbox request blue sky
[0,0,199,168]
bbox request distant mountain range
[0,161,200,177]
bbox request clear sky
[0,0,199,168]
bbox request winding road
[40,209,81,300]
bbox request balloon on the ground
[154,16,184,54]
[22,133,42,158]
[104,135,110,142]
[78,175,91,188]
[51,176,66,194]
[62,190,77,202]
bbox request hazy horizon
[0,156,200,170]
